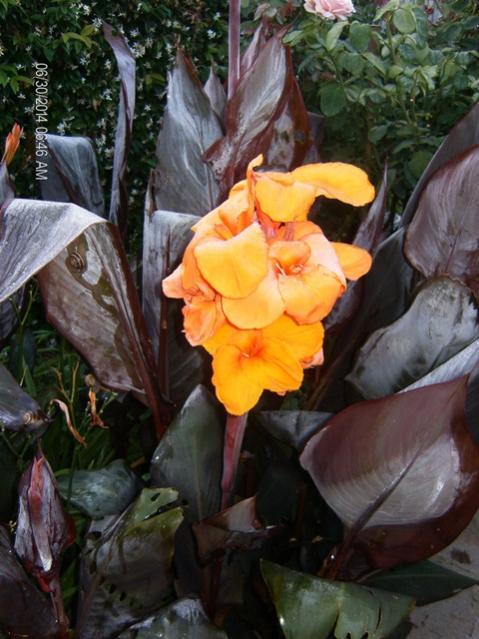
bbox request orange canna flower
[162,155,375,414]
[2,123,22,166]
[205,316,325,415]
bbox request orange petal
[183,297,225,346]
[222,267,285,329]
[255,175,317,222]
[291,162,375,206]
[194,222,268,298]
[303,348,324,368]
[279,267,345,323]
[162,264,186,299]
[203,321,245,355]
[212,345,264,415]
[246,339,303,393]
[269,240,311,272]
[303,233,346,284]
[263,315,324,361]
[332,242,372,280]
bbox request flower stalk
[221,412,248,509]
[228,0,241,99]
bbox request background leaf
[103,22,136,238]
[405,145,479,302]
[261,560,413,639]
[257,410,332,450]
[41,134,105,216]
[0,362,45,432]
[153,52,221,215]
[142,207,206,403]
[347,278,479,399]
[150,385,223,522]
[301,376,479,578]
[76,488,183,639]
[58,459,142,519]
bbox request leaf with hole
[261,560,413,639]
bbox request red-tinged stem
[49,574,69,638]
[228,0,241,99]
[221,412,248,510]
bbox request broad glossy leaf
[258,410,332,450]
[402,102,479,225]
[204,67,226,121]
[118,597,227,638]
[153,52,221,215]
[40,134,105,216]
[58,459,142,518]
[365,560,478,605]
[347,278,479,399]
[142,208,206,402]
[326,164,388,333]
[433,510,479,580]
[405,145,479,301]
[204,34,292,191]
[0,161,20,340]
[0,527,58,638]
[0,288,23,344]
[193,497,276,563]
[309,228,416,410]
[151,386,222,521]
[301,376,479,578]
[103,23,136,237]
[261,561,413,639]
[0,199,163,431]
[15,450,75,589]
[76,488,183,639]
[0,363,45,431]
[240,21,268,77]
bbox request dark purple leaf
[150,386,222,522]
[301,376,479,579]
[103,22,136,238]
[142,207,206,402]
[0,159,19,340]
[204,67,226,121]
[326,164,388,334]
[402,102,479,225]
[347,278,479,399]
[0,199,164,437]
[0,527,58,639]
[0,288,23,344]
[405,145,479,302]
[240,21,269,77]
[204,34,292,192]
[14,450,75,590]
[153,52,222,215]
[0,363,46,432]
[76,488,183,639]
[193,497,277,564]
[0,160,13,219]
[257,410,332,450]
[266,76,316,171]
[309,228,417,410]
[40,134,105,217]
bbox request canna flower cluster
[163,156,374,415]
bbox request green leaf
[363,52,387,76]
[374,0,400,21]
[261,561,413,639]
[325,21,347,52]
[339,52,365,76]
[150,385,223,522]
[319,83,346,117]
[349,22,371,53]
[58,460,142,518]
[368,124,389,144]
[365,561,479,605]
[408,149,434,178]
[393,8,417,34]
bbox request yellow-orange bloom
[205,316,325,415]
[2,123,22,166]
[162,155,375,414]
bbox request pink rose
[304,0,355,20]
